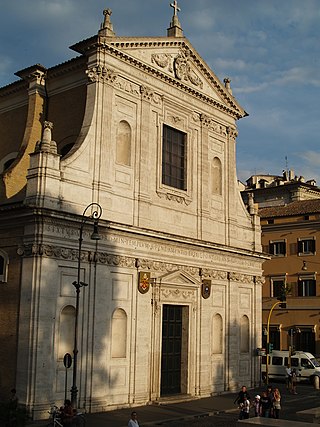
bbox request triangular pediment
[105,37,246,118]
[158,269,201,286]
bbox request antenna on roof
[285,156,288,171]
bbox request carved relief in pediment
[151,53,173,72]
[174,49,203,89]
[151,49,203,89]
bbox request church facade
[0,6,265,419]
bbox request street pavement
[30,382,320,427]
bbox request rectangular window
[162,124,186,190]
[298,238,315,255]
[269,240,286,256]
[298,278,316,296]
[271,277,285,298]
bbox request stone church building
[0,5,266,419]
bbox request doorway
[161,304,188,395]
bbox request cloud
[299,151,320,168]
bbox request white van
[261,350,320,384]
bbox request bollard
[314,375,320,390]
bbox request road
[156,383,320,426]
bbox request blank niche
[0,250,9,282]
[58,305,75,358]
[240,315,249,353]
[212,313,223,354]
[116,120,131,166]
[111,308,127,358]
[212,157,222,195]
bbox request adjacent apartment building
[0,6,265,420]
[242,171,320,356]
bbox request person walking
[260,391,273,418]
[253,395,261,417]
[286,365,292,392]
[266,385,274,418]
[273,388,281,419]
[239,396,251,420]
[291,368,298,394]
[234,385,251,406]
[128,411,139,427]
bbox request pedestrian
[266,385,274,417]
[8,388,19,426]
[260,391,273,418]
[60,399,73,425]
[273,388,281,419]
[291,368,298,394]
[286,365,292,392]
[9,388,18,410]
[128,411,139,427]
[239,395,250,420]
[253,395,261,417]
[234,385,251,406]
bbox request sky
[0,0,319,184]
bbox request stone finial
[248,192,258,215]
[41,121,53,152]
[167,0,183,37]
[35,121,57,153]
[224,77,233,95]
[99,8,115,36]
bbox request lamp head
[302,261,307,271]
[90,220,101,241]
[79,281,88,287]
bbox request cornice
[104,43,243,119]
[16,242,263,286]
[72,35,245,120]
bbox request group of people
[59,399,78,426]
[235,385,282,419]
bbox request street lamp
[70,202,102,408]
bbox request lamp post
[265,300,281,385]
[70,202,102,408]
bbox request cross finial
[170,0,180,16]
[102,9,112,27]
[99,8,115,37]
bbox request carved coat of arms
[138,272,151,294]
[201,279,211,299]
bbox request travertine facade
[0,6,266,419]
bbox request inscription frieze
[17,244,259,284]
[114,76,140,96]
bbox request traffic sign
[63,353,72,368]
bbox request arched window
[212,157,222,195]
[58,305,75,359]
[240,315,250,353]
[0,152,18,174]
[0,250,9,283]
[212,313,223,354]
[111,308,127,358]
[116,121,131,166]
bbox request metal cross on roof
[170,0,181,16]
